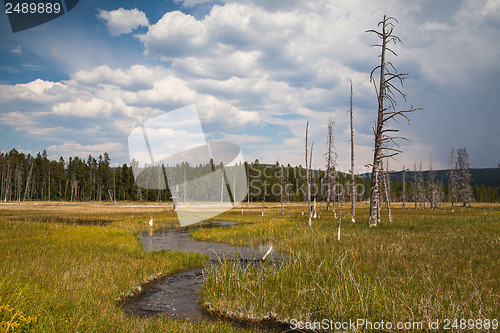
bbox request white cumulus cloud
[98,8,149,36]
[70,65,155,90]
[52,98,113,118]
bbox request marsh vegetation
[0,202,498,332]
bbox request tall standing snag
[324,120,336,212]
[349,80,356,223]
[308,142,314,225]
[366,15,420,226]
[305,121,312,225]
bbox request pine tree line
[0,148,373,203]
[0,149,142,202]
[0,148,497,203]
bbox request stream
[122,221,283,322]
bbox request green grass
[0,202,498,332]
[0,203,261,332]
[198,204,500,332]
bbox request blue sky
[0,0,499,172]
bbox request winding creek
[122,221,284,325]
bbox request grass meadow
[0,201,498,332]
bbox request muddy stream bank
[122,221,289,330]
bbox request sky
[0,0,499,173]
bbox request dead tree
[366,15,419,226]
[375,171,381,224]
[337,199,344,241]
[349,80,356,223]
[305,121,311,222]
[324,120,336,212]
[308,142,314,226]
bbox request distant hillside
[362,168,500,188]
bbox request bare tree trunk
[366,15,419,226]
[367,15,387,227]
[337,200,343,241]
[377,173,381,224]
[305,121,312,225]
[325,120,335,211]
[350,80,356,223]
[312,198,317,218]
